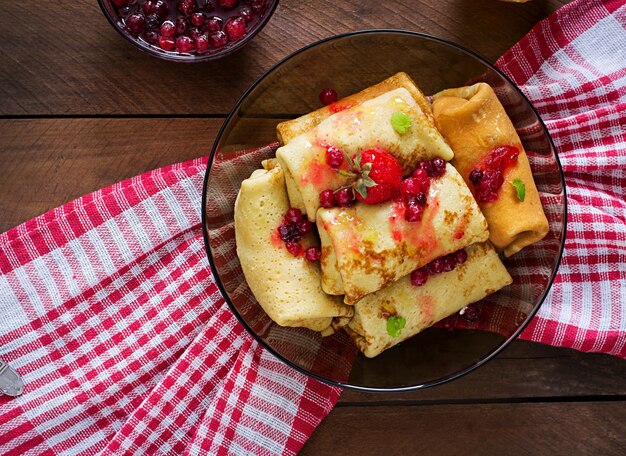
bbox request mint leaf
[386,315,406,338]
[511,177,526,202]
[391,111,412,135]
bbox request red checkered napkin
[1,0,625,454]
[0,155,338,455]
[496,0,626,357]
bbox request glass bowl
[202,30,567,392]
[97,0,279,62]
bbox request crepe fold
[317,163,489,304]
[432,83,549,257]
[276,76,454,221]
[234,161,353,333]
[345,242,513,358]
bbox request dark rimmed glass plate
[202,30,567,392]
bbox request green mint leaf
[511,177,526,202]
[391,111,412,135]
[386,315,406,338]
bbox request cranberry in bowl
[97,0,279,61]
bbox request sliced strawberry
[353,148,403,204]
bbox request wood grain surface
[3,0,625,454]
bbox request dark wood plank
[340,339,626,403]
[301,401,626,455]
[0,118,221,233]
[0,0,569,116]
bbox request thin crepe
[432,83,549,257]
[345,242,513,358]
[317,163,489,304]
[276,84,454,220]
[234,161,353,333]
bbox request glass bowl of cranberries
[202,31,567,391]
[98,0,278,61]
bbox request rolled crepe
[345,242,513,358]
[317,163,489,304]
[277,72,436,145]
[432,83,549,257]
[234,161,353,333]
[276,86,454,220]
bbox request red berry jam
[400,157,447,222]
[111,0,273,57]
[410,248,468,287]
[469,145,519,203]
[319,88,338,106]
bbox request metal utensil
[0,358,24,397]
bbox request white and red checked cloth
[1,0,625,454]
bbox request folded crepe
[317,163,489,304]
[345,242,513,358]
[276,75,454,220]
[234,160,353,333]
[432,82,549,257]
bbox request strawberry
[351,148,403,204]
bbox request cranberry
[175,16,189,34]
[143,0,169,18]
[429,257,446,274]
[297,219,312,235]
[404,201,423,222]
[119,6,132,16]
[401,177,421,197]
[198,0,215,11]
[278,224,301,243]
[412,167,428,182]
[219,0,238,9]
[284,208,302,224]
[410,268,429,287]
[335,188,355,207]
[442,254,456,272]
[208,31,228,48]
[225,17,246,41]
[144,31,159,44]
[189,27,204,40]
[191,12,206,27]
[414,192,427,206]
[319,189,336,208]
[194,34,209,53]
[469,169,483,185]
[112,0,128,7]
[178,0,197,16]
[251,0,266,13]
[159,36,176,50]
[176,35,194,53]
[240,5,255,22]
[431,157,446,177]
[305,247,322,262]
[125,13,145,36]
[145,13,162,31]
[453,249,468,265]
[417,160,434,177]
[153,0,169,18]
[325,146,344,168]
[285,242,301,257]
[461,305,480,322]
[205,16,223,31]
[319,88,338,106]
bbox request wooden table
[2,0,625,454]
